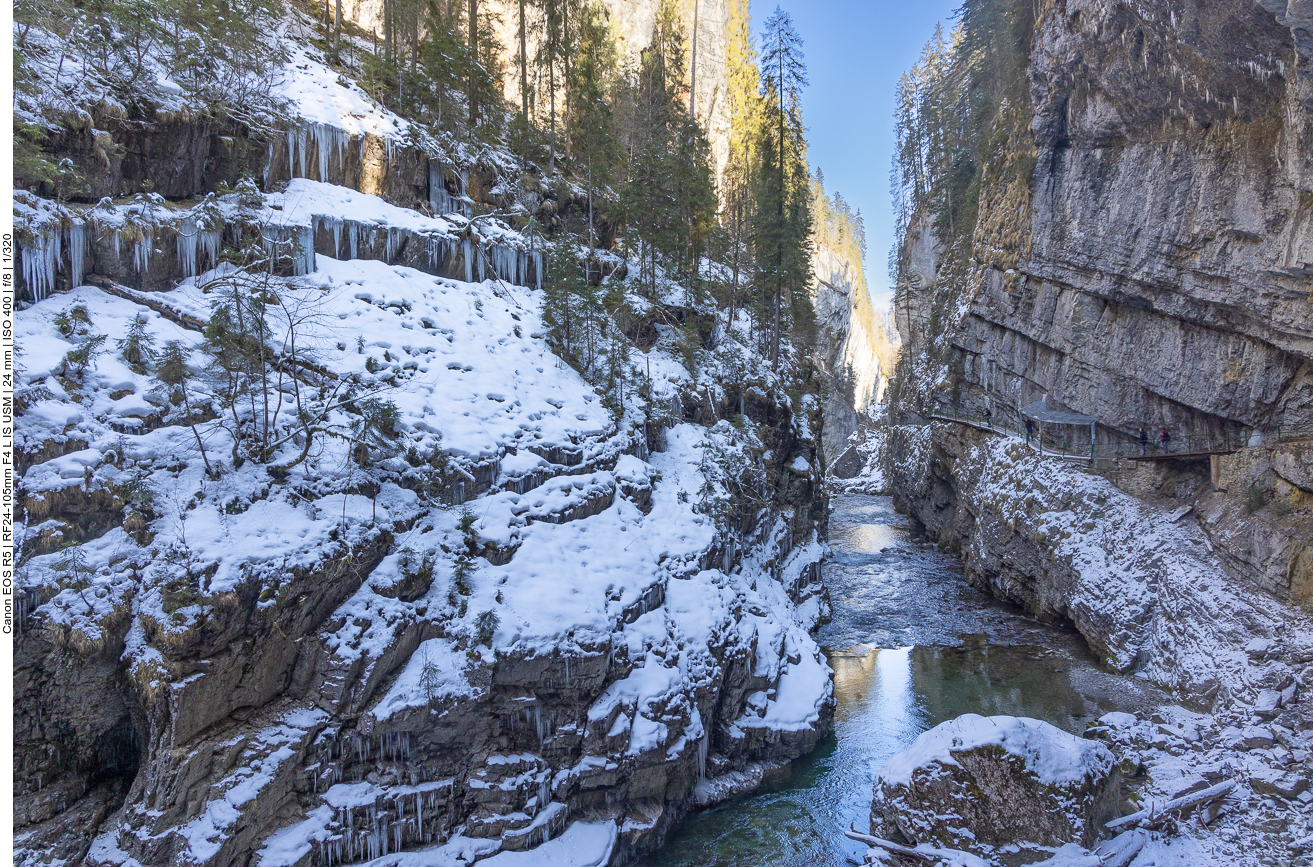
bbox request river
[648,494,1163,867]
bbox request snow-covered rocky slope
[13,36,833,867]
[890,423,1313,711]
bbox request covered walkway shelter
[1020,399,1098,461]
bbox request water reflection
[647,496,1161,867]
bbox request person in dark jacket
[1138,428,1148,455]
[1025,419,1035,443]
[1159,428,1171,452]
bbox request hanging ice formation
[68,219,87,289]
[428,163,468,216]
[261,225,317,276]
[177,219,197,279]
[20,227,61,302]
[132,229,153,275]
[297,225,316,275]
[287,122,354,182]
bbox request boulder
[873,714,1120,863]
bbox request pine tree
[569,2,621,248]
[754,6,813,367]
[540,235,599,362]
[722,0,759,332]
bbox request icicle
[314,122,331,181]
[697,716,709,784]
[200,228,221,273]
[133,230,152,274]
[429,162,447,214]
[295,224,315,275]
[68,218,87,289]
[330,217,343,258]
[462,239,473,284]
[176,218,199,279]
[348,222,359,260]
[21,227,62,301]
[286,126,309,179]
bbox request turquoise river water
[648,494,1163,867]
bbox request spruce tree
[754,6,813,367]
[569,2,621,248]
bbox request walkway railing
[927,405,1313,463]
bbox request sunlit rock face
[811,245,897,463]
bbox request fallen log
[1105,779,1237,832]
[843,825,937,863]
[1092,829,1148,867]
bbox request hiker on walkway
[1025,419,1035,443]
[983,407,992,426]
[1159,427,1171,452]
[1138,427,1148,455]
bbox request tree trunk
[468,0,479,128]
[562,1,572,159]
[774,49,786,368]
[689,0,698,122]
[518,0,528,129]
[548,30,557,172]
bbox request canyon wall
[889,0,1313,702]
[811,245,897,463]
[897,0,1312,436]
[12,27,833,867]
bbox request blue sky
[750,0,960,309]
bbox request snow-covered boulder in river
[872,714,1120,862]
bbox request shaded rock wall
[888,0,1313,699]
[909,0,1313,439]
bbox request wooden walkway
[930,404,1311,463]
[1125,449,1236,461]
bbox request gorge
[10,0,1313,864]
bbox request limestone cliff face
[811,244,897,462]
[903,0,1313,436]
[891,0,1313,588]
[889,0,1313,693]
[600,0,733,182]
